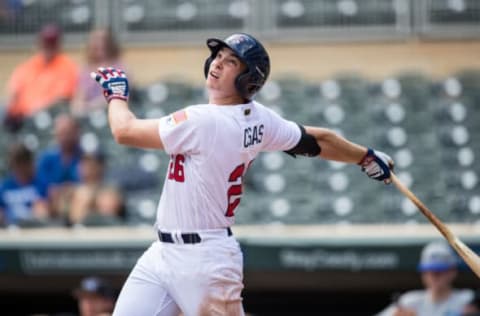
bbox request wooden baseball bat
[390,172,480,278]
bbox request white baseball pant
[112,229,245,316]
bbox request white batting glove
[90,67,129,103]
[358,148,394,184]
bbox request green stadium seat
[122,0,245,32]
[0,0,94,34]
[125,188,159,226]
[276,0,398,28]
[16,217,66,228]
[105,147,161,193]
[81,213,126,227]
[429,0,480,25]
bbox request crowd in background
[0,23,129,229]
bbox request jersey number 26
[169,155,250,218]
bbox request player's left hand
[358,148,394,184]
[90,67,129,103]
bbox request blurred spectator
[83,185,126,226]
[0,142,49,227]
[376,240,474,316]
[4,23,78,130]
[68,151,125,226]
[36,113,82,219]
[462,290,480,316]
[72,276,117,316]
[0,0,23,24]
[70,28,125,117]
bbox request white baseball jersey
[156,100,301,231]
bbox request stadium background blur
[0,0,480,315]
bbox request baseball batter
[91,33,394,316]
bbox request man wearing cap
[376,240,474,316]
[4,23,78,127]
[72,276,117,316]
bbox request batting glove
[90,67,129,103]
[358,148,394,184]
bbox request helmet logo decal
[227,34,255,55]
[208,41,220,47]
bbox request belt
[158,227,232,244]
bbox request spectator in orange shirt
[4,23,79,129]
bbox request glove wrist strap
[358,148,373,166]
[107,95,128,103]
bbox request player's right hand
[90,67,129,103]
[358,148,394,184]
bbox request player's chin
[206,76,214,87]
[206,79,221,91]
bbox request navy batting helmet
[204,33,270,101]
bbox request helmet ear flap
[235,73,250,100]
[204,56,213,79]
[236,72,262,101]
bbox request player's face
[206,47,247,104]
[421,269,456,292]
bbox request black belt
[158,227,232,244]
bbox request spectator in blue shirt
[36,113,82,218]
[0,142,49,227]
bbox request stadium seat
[16,216,66,228]
[428,0,480,25]
[122,0,245,32]
[275,0,398,28]
[456,69,480,101]
[1,0,94,34]
[142,80,196,116]
[105,148,162,192]
[125,188,159,226]
[81,213,125,227]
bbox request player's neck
[209,95,247,106]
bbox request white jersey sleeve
[158,106,210,155]
[259,104,301,152]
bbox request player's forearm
[305,126,367,163]
[108,99,137,145]
[92,68,163,149]
[107,99,164,149]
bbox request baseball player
[91,33,394,316]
